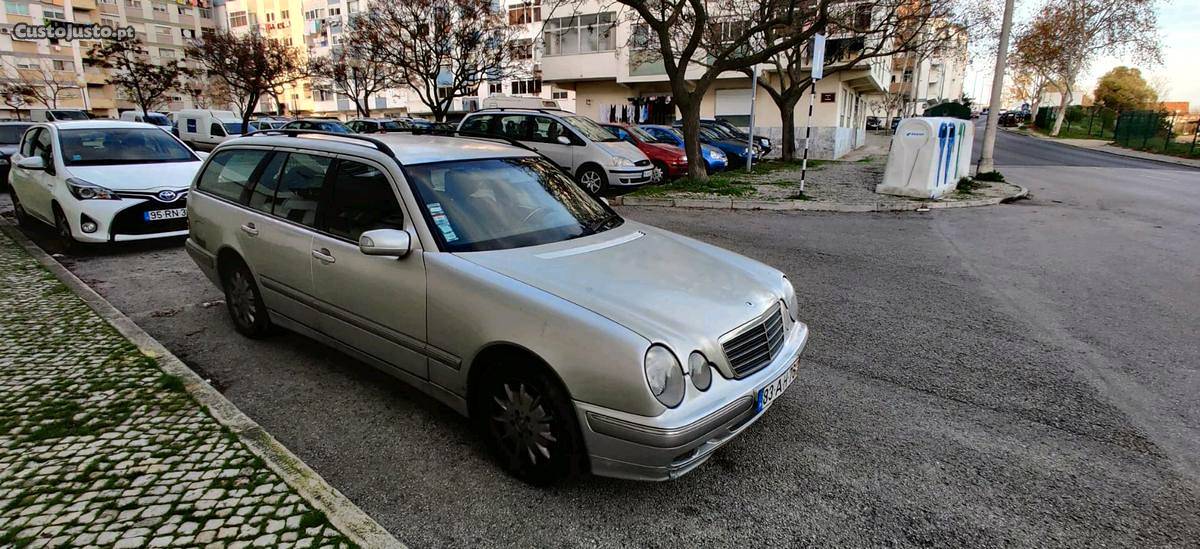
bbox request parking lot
[3,129,1200,547]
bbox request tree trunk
[778,96,801,162]
[1050,89,1070,136]
[677,99,707,181]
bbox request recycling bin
[876,117,974,199]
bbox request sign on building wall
[820,93,835,103]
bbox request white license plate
[756,359,799,413]
[144,208,186,221]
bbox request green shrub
[974,171,1005,182]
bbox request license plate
[144,208,186,221]
[756,359,799,413]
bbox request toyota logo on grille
[157,190,178,202]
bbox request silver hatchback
[185,131,809,484]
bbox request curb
[1004,127,1200,169]
[0,219,405,549]
[610,184,1028,212]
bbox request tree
[1,58,82,109]
[1023,0,1163,136]
[180,74,233,110]
[1092,66,1156,113]
[0,82,36,119]
[89,38,192,115]
[1009,19,1062,119]
[185,31,306,134]
[745,0,972,160]
[354,0,519,122]
[309,18,403,118]
[609,0,831,179]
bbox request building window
[43,7,66,20]
[230,11,248,27]
[52,59,74,71]
[488,82,503,94]
[5,2,29,16]
[713,19,748,44]
[507,0,541,25]
[125,0,141,8]
[180,28,195,39]
[543,12,614,56]
[280,10,289,19]
[551,90,568,100]
[329,7,341,17]
[510,79,541,95]
[509,38,532,60]
[178,6,191,15]
[266,12,275,22]
[159,48,176,59]
[152,3,167,14]
[199,7,212,18]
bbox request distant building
[1158,101,1189,115]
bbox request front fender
[425,253,664,418]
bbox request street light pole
[978,0,1015,174]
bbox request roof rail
[474,107,568,115]
[386,127,542,155]
[241,129,395,159]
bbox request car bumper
[61,196,190,243]
[665,162,689,179]
[575,320,809,481]
[607,167,655,187]
[705,158,728,173]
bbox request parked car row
[1,117,810,486]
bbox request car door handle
[311,248,335,264]
[240,222,259,236]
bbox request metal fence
[1037,106,1199,158]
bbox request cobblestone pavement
[0,229,355,548]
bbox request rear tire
[475,358,586,486]
[576,166,608,196]
[10,190,33,228]
[221,260,271,338]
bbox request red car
[600,123,688,181]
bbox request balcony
[72,0,98,10]
[84,67,107,85]
[541,51,618,82]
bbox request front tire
[576,166,608,196]
[651,161,668,183]
[53,206,78,253]
[222,261,271,338]
[477,360,586,485]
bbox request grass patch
[956,177,987,195]
[298,509,329,530]
[974,171,1005,182]
[632,176,754,197]
[157,374,186,393]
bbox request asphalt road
[4,129,1199,547]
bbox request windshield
[222,122,246,135]
[698,127,725,141]
[405,157,622,252]
[58,128,197,166]
[703,124,739,139]
[50,110,89,121]
[714,120,746,136]
[380,120,403,130]
[144,114,171,126]
[0,124,31,144]
[628,125,669,144]
[560,115,621,142]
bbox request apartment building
[878,24,967,117]
[222,0,311,115]
[538,0,888,159]
[0,0,221,119]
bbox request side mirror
[556,135,572,146]
[359,228,411,258]
[16,156,45,170]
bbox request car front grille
[721,303,785,378]
[110,198,188,237]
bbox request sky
[963,0,1199,111]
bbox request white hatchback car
[8,121,204,247]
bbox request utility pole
[978,0,1015,174]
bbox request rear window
[195,149,270,203]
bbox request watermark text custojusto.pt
[12,22,136,42]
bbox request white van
[30,109,90,122]
[480,95,561,110]
[120,110,173,130]
[175,109,249,151]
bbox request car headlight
[679,156,687,162]
[782,276,798,322]
[645,345,685,407]
[609,156,636,168]
[712,150,727,160]
[688,351,712,391]
[66,178,120,200]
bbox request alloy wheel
[579,171,603,194]
[490,382,557,467]
[228,270,258,328]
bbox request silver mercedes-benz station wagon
[185,130,809,484]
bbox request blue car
[674,123,760,168]
[637,125,728,174]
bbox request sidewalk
[1011,127,1200,168]
[0,228,369,548]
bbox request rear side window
[210,122,226,137]
[245,152,287,214]
[459,115,494,135]
[273,153,331,227]
[321,160,403,241]
[196,149,270,203]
